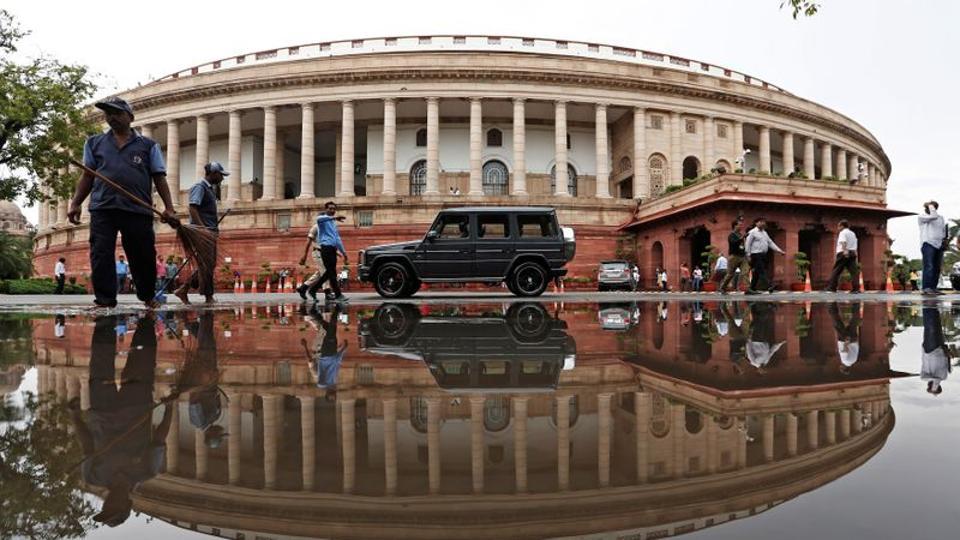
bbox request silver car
[597,260,635,291]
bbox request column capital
[554,99,568,106]
[595,102,609,110]
[426,97,439,105]
[513,97,527,104]
[469,96,483,103]
[166,118,180,127]
[301,102,315,110]
[341,99,354,106]
[633,105,646,113]
[383,97,396,104]
[298,394,316,405]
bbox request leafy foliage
[0,9,99,203]
[0,278,86,294]
[0,231,32,279]
[781,0,820,18]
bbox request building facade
[31,36,902,287]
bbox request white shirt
[715,256,728,271]
[921,347,950,384]
[693,268,703,279]
[745,227,784,255]
[838,341,860,367]
[918,207,947,248]
[54,321,65,338]
[715,320,729,336]
[836,228,858,253]
[746,341,785,368]
[54,261,65,277]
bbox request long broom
[69,159,218,294]
[155,208,231,302]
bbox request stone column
[594,104,611,199]
[786,413,798,457]
[79,378,90,411]
[300,395,316,490]
[274,131,286,199]
[426,397,442,494]
[556,394,571,490]
[633,107,648,199]
[848,153,859,183]
[339,101,355,197]
[758,125,771,173]
[56,198,67,226]
[820,142,832,178]
[512,98,527,196]
[703,116,715,173]
[383,398,398,495]
[299,103,316,199]
[227,110,242,203]
[803,137,815,179]
[195,429,208,481]
[781,130,795,175]
[597,393,613,487]
[262,107,277,201]
[340,398,356,494]
[839,409,851,440]
[762,415,775,462]
[470,396,485,493]
[140,123,153,139]
[166,119,181,196]
[733,120,744,169]
[166,400,180,474]
[469,98,484,196]
[382,98,397,196]
[425,98,440,195]
[836,148,847,181]
[262,394,281,489]
[670,112,682,185]
[227,390,241,485]
[513,397,529,493]
[806,410,819,450]
[867,163,876,187]
[194,114,209,182]
[671,404,686,477]
[553,101,570,196]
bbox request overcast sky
[7,0,957,258]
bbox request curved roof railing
[152,35,789,94]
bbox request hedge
[0,278,87,295]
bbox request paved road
[1,290,957,312]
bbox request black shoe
[296,284,308,300]
[744,289,760,295]
[308,288,318,302]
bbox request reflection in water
[13,301,958,539]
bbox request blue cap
[204,161,230,176]
[94,96,134,119]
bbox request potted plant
[792,252,811,291]
[700,245,719,292]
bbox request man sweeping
[174,162,227,304]
[68,97,179,309]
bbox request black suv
[358,207,575,298]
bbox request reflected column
[736,417,747,468]
[762,415,775,462]
[556,394,571,490]
[597,392,613,487]
[806,410,819,450]
[839,409,851,440]
[300,395,316,490]
[635,392,650,483]
[426,397,442,494]
[671,404,686,477]
[195,428,208,481]
[786,413,799,457]
[824,410,837,445]
[227,389,242,485]
[470,396,485,493]
[852,407,863,434]
[262,394,282,489]
[383,398,398,495]
[166,397,180,474]
[341,398,356,494]
[513,397,529,493]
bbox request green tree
[782,0,821,18]
[0,231,32,279]
[0,9,98,204]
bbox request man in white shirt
[714,254,728,286]
[829,302,861,371]
[921,305,951,395]
[826,220,860,293]
[297,222,327,301]
[54,257,67,294]
[746,303,784,371]
[918,200,947,295]
[744,217,784,294]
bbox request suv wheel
[374,262,414,298]
[510,262,549,297]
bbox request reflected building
[32,301,900,539]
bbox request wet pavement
[2,298,959,539]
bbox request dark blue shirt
[314,350,345,388]
[316,215,346,256]
[188,179,219,230]
[83,130,165,216]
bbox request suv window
[478,214,510,238]
[517,214,558,238]
[433,214,471,239]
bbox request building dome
[0,201,29,236]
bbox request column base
[467,191,484,197]
[381,190,397,197]
[337,192,355,198]
[296,194,316,200]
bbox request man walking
[714,252,728,287]
[744,217,784,294]
[67,97,178,309]
[54,257,66,294]
[826,220,860,293]
[116,256,129,294]
[174,162,226,304]
[720,219,746,294]
[298,220,327,300]
[307,201,349,303]
[918,200,947,295]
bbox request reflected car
[359,303,576,391]
[597,260,635,291]
[598,302,639,331]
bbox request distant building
[0,200,31,237]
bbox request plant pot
[840,282,852,291]
[703,282,717,292]
[790,283,806,291]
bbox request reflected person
[829,302,862,372]
[921,305,952,395]
[745,303,784,372]
[302,304,348,401]
[68,315,172,527]
[722,302,750,373]
[179,312,225,448]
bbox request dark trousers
[829,302,862,341]
[720,255,745,291]
[922,307,945,354]
[89,210,156,305]
[827,252,860,291]
[183,244,218,297]
[309,245,341,297]
[55,275,65,294]
[749,253,770,291]
[921,242,944,290]
[89,315,157,411]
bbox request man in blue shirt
[306,201,349,303]
[68,96,179,309]
[174,162,226,304]
[302,304,348,401]
[115,256,129,293]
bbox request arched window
[482,160,509,195]
[549,164,578,196]
[649,393,670,438]
[409,160,427,195]
[685,408,704,434]
[618,156,632,174]
[648,154,668,195]
[486,128,503,147]
[484,396,510,432]
[683,156,701,180]
[409,396,428,433]
[715,160,732,174]
[415,128,427,147]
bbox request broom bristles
[175,223,219,292]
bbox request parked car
[359,303,576,391]
[359,207,575,298]
[597,260,635,291]
[950,261,960,291]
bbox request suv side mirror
[426,230,439,242]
